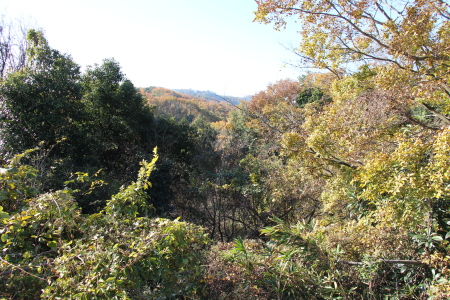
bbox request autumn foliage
[2,1,450,298]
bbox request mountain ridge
[173,88,250,105]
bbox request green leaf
[431,235,443,242]
[1,233,8,242]
[0,205,9,220]
[47,240,57,250]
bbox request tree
[79,58,154,175]
[1,35,160,212]
[255,0,450,126]
[0,15,32,78]
[0,29,82,157]
[255,0,449,74]
[252,2,450,297]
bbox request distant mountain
[140,87,235,123]
[173,89,246,105]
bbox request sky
[1,0,304,97]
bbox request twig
[339,259,426,266]
[0,257,48,280]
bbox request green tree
[0,29,82,157]
[79,58,153,169]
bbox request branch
[306,148,358,169]
[214,93,284,135]
[435,0,450,19]
[335,36,408,71]
[420,102,450,126]
[403,111,440,131]
[0,257,48,280]
[339,259,426,266]
[286,45,344,78]
[284,4,392,51]
[375,1,393,22]
[283,2,430,62]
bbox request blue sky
[1,0,303,96]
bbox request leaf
[0,206,9,220]
[431,235,443,242]
[47,240,57,250]
[1,233,8,243]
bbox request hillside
[173,88,247,105]
[141,86,235,123]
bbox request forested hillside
[141,86,234,123]
[173,89,245,105]
[1,0,450,299]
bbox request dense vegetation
[2,0,450,299]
